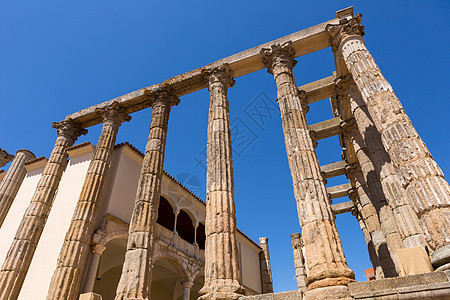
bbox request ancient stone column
[115,86,179,300]
[47,102,130,300]
[182,281,193,300]
[0,149,35,228]
[0,149,14,168]
[337,74,427,255]
[261,42,354,298]
[290,233,307,292]
[0,119,86,300]
[328,14,450,270]
[198,65,244,300]
[83,244,107,293]
[258,237,273,294]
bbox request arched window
[157,197,175,231]
[196,222,206,250]
[176,210,195,244]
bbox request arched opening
[92,238,127,300]
[196,222,206,250]
[176,209,195,244]
[151,258,189,300]
[157,196,175,231]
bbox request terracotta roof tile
[67,142,92,151]
[25,156,47,165]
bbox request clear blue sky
[1,0,449,293]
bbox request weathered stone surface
[0,149,35,228]
[0,119,86,300]
[0,149,14,168]
[291,233,307,292]
[329,13,450,267]
[320,160,347,179]
[261,41,354,291]
[199,65,244,300]
[114,87,179,300]
[79,292,102,300]
[259,237,274,294]
[46,102,130,300]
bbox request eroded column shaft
[258,237,273,294]
[47,103,130,300]
[199,65,244,300]
[291,233,307,292]
[0,120,86,300]
[329,15,450,266]
[261,42,354,292]
[115,88,178,300]
[0,149,35,228]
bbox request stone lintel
[320,160,347,179]
[309,117,342,140]
[327,182,352,199]
[64,15,350,128]
[336,6,353,19]
[298,74,337,104]
[331,200,354,215]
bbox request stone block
[392,275,421,288]
[418,271,448,285]
[273,290,301,300]
[348,281,372,295]
[370,278,395,292]
[79,292,102,300]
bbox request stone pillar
[290,233,307,292]
[83,244,107,293]
[261,42,354,298]
[0,149,14,168]
[47,102,130,300]
[328,14,450,270]
[198,65,244,300]
[182,281,193,300]
[337,74,427,255]
[0,119,86,300]
[345,160,399,278]
[0,149,35,228]
[114,86,179,300]
[258,237,273,294]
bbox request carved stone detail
[326,13,365,51]
[0,149,14,168]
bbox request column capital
[182,281,194,289]
[0,149,14,167]
[16,149,36,161]
[52,118,88,145]
[144,85,180,107]
[298,89,309,113]
[260,41,297,74]
[95,102,132,125]
[201,64,235,89]
[92,243,106,255]
[341,118,359,140]
[326,13,365,51]
[335,74,358,97]
[345,162,361,180]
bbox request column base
[79,292,103,300]
[198,279,245,300]
[431,244,450,271]
[305,285,350,300]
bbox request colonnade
[0,8,449,300]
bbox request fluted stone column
[0,119,86,300]
[198,65,244,300]
[338,74,427,256]
[83,244,107,293]
[0,149,14,168]
[182,281,193,300]
[328,14,450,270]
[115,87,179,300]
[47,102,130,300]
[290,233,307,292]
[258,237,273,294]
[261,42,354,298]
[0,149,35,228]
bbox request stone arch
[176,209,195,244]
[152,255,190,283]
[157,196,176,231]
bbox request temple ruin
[0,6,450,300]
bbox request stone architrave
[46,102,131,300]
[290,233,307,292]
[0,119,86,300]
[0,149,35,228]
[327,16,450,268]
[0,149,14,168]
[114,86,179,300]
[260,41,354,298]
[258,237,273,294]
[198,65,244,300]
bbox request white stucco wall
[18,151,93,300]
[237,233,262,294]
[0,166,43,266]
